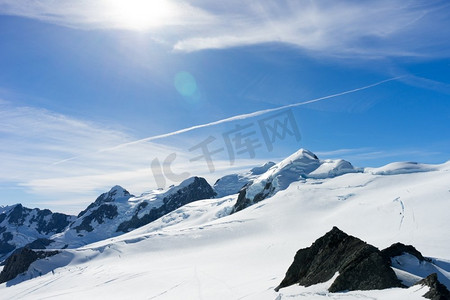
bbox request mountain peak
[232,148,359,213]
[288,148,319,160]
[93,185,131,204]
[108,185,130,198]
[77,186,132,218]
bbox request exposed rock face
[275,227,402,292]
[0,178,216,283]
[0,248,59,284]
[415,273,450,300]
[25,238,54,250]
[382,242,430,262]
[78,185,132,218]
[232,149,321,213]
[117,177,216,232]
[232,182,273,213]
[0,232,15,259]
[231,149,360,213]
[0,204,75,261]
[75,204,118,233]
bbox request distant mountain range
[1,148,449,299]
[1,177,215,261]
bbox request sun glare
[109,0,174,30]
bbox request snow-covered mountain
[0,148,449,299]
[232,149,359,212]
[0,205,75,261]
[49,176,216,249]
[0,177,216,258]
[213,161,275,198]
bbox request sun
[109,0,173,30]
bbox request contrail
[52,76,402,165]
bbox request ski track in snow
[147,282,187,299]
[393,197,405,230]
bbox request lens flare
[174,71,197,97]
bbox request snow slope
[213,162,275,198]
[48,177,215,249]
[1,154,449,299]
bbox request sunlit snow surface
[1,160,449,299]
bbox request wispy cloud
[1,0,449,57]
[400,74,450,95]
[1,98,446,213]
[0,0,213,30]
[0,100,270,213]
[0,101,160,208]
[0,76,402,212]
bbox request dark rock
[0,232,15,257]
[232,188,254,213]
[2,232,13,242]
[7,204,31,226]
[78,186,131,218]
[0,205,74,262]
[25,238,54,250]
[0,240,15,259]
[75,204,118,232]
[117,177,215,233]
[136,201,148,212]
[0,248,59,284]
[415,273,450,300]
[39,212,72,235]
[275,227,402,292]
[382,242,431,262]
[232,181,275,214]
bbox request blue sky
[0,0,449,214]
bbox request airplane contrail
[52,76,402,165]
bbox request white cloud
[0,0,213,30]
[1,0,449,57]
[0,101,272,213]
[1,99,445,213]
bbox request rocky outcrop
[25,238,54,250]
[415,273,450,300]
[117,177,216,232]
[0,232,15,261]
[232,149,321,213]
[74,204,118,233]
[382,242,431,262]
[0,248,59,284]
[275,227,402,292]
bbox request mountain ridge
[0,148,449,299]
